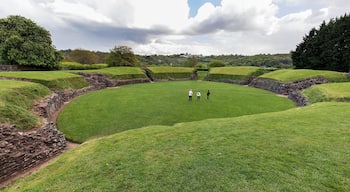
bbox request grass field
[5,102,350,191]
[303,82,350,103]
[0,71,88,89]
[207,66,273,81]
[147,66,194,79]
[260,69,349,82]
[57,81,295,143]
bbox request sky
[0,0,349,55]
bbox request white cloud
[0,0,349,55]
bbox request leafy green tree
[291,14,350,72]
[208,60,225,68]
[69,49,98,64]
[0,15,62,69]
[105,46,137,67]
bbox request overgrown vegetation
[0,80,50,129]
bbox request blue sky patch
[188,0,221,17]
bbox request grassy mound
[0,71,88,89]
[147,66,193,80]
[260,69,349,83]
[0,80,51,129]
[6,102,350,191]
[74,67,147,79]
[303,82,350,103]
[208,66,273,81]
[57,81,294,143]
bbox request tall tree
[69,49,98,64]
[105,46,137,67]
[291,14,350,72]
[0,15,62,69]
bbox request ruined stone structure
[249,77,328,106]
[0,123,65,183]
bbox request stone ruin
[0,123,66,183]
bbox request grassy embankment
[259,69,349,82]
[207,66,275,81]
[303,82,350,103]
[72,66,147,79]
[0,71,89,129]
[0,80,50,129]
[0,71,88,89]
[147,66,194,80]
[5,102,350,191]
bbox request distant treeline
[60,49,293,69]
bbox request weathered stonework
[0,123,66,183]
[249,77,328,106]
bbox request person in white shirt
[196,91,201,101]
[188,89,193,101]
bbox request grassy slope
[303,82,350,103]
[0,71,88,89]
[5,102,350,191]
[72,67,147,79]
[0,80,51,129]
[260,69,349,83]
[57,81,294,143]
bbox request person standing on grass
[207,90,210,100]
[196,91,201,101]
[188,89,193,101]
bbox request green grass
[147,66,194,79]
[5,102,350,191]
[209,66,263,76]
[59,62,108,70]
[73,67,147,79]
[208,66,273,81]
[260,69,349,83]
[57,81,294,143]
[303,82,350,103]
[0,80,51,129]
[0,71,88,89]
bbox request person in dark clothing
[206,90,210,100]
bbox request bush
[208,60,225,68]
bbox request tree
[208,60,225,68]
[0,15,62,69]
[291,14,350,72]
[69,49,98,64]
[105,46,137,67]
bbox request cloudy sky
[0,0,349,55]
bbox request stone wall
[0,65,20,71]
[0,123,66,183]
[249,77,328,106]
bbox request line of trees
[291,14,350,72]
